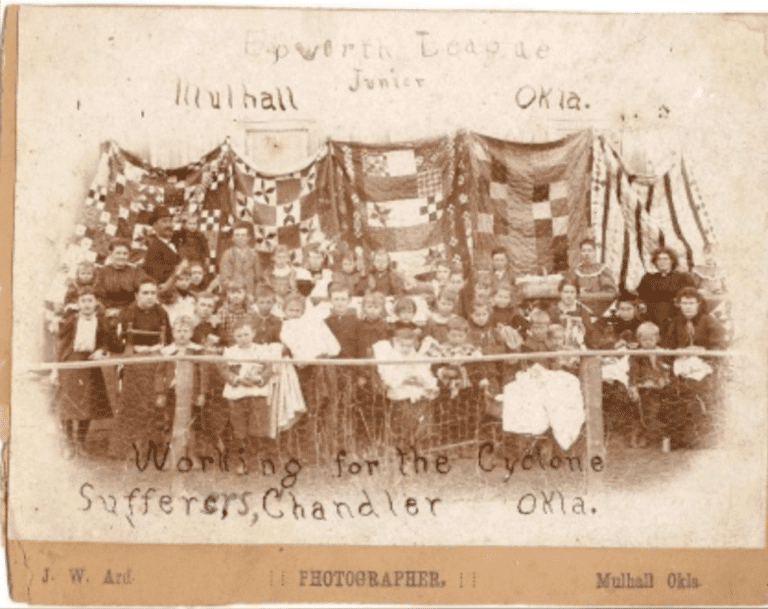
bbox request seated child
[628,322,671,448]
[523,309,551,354]
[217,279,256,347]
[296,246,334,301]
[280,292,340,361]
[55,286,116,458]
[219,221,262,298]
[220,321,279,473]
[466,297,514,395]
[423,288,459,344]
[393,295,420,326]
[691,243,726,295]
[570,238,616,294]
[251,284,282,345]
[155,315,209,459]
[63,260,98,308]
[490,281,528,335]
[421,316,481,399]
[356,249,406,297]
[266,244,298,301]
[325,281,362,359]
[430,259,452,300]
[172,213,209,266]
[332,250,362,296]
[489,247,516,292]
[358,292,390,358]
[589,292,643,349]
[544,324,580,375]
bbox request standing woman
[636,246,695,333]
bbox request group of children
[50,215,729,464]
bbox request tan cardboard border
[2,6,768,605]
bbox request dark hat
[148,206,172,226]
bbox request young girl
[55,287,116,457]
[332,250,362,296]
[570,238,616,294]
[159,267,196,326]
[423,288,459,344]
[628,322,671,448]
[267,244,298,301]
[296,246,334,301]
[279,292,340,361]
[547,277,593,349]
[357,249,405,297]
[187,261,212,297]
[63,261,98,308]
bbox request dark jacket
[143,235,181,284]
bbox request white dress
[373,340,438,402]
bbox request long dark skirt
[108,360,168,460]
[56,352,113,422]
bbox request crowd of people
[47,206,729,468]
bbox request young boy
[191,292,221,349]
[251,284,282,345]
[523,309,551,354]
[55,286,116,457]
[325,282,362,359]
[357,249,405,297]
[422,316,481,399]
[219,221,262,298]
[188,261,211,297]
[447,268,471,318]
[489,247,516,292]
[217,279,255,347]
[155,315,209,460]
[159,266,196,325]
[590,292,643,349]
[221,321,277,473]
[490,281,527,335]
[357,291,390,358]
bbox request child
[422,316,481,399]
[447,268,471,318]
[191,292,221,351]
[217,279,256,347]
[393,295,419,327]
[374,323,439,448]
[357,249,405,297]
[280,292,340,361]
[63,261,98,307]
[358,292,390,358]
[628,322,671,448]
[570,238,616,294]
[220,321,278,473]
[547,277,593,349]
[523,309,551,354]
[430,259,452,300]
[332,250,362,296]
[466,297,519,396]
[251,284,282,345]
[325,282,362,359]
[545,324,580,375]
[266,244,298,300]
[188,261,212,297]
[297,246,334,301]
[159,267,196,325]
[55,287,116,457]
[490,281,527,335]
[219,221,262,298]
[172,213,209,266]
[155,316,209,460]
[590,292,643,349]
[489,247,516,292]
[423,288,459,344]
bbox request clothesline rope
[21,348,734,373]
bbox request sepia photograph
[4,5,768,604]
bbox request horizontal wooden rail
[19,348,734,373]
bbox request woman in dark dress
[94,238,151,311]
[635,246,695,333]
